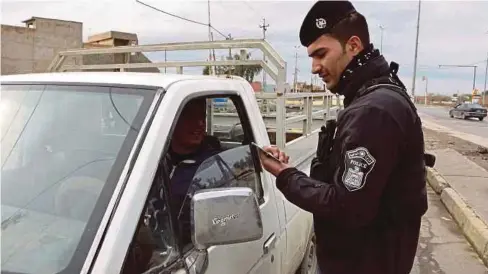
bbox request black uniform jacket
[277,49,428,274]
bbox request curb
[426,167,488,266]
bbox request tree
[203,50,262,82]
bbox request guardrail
[254,92,340,148]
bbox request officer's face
[308,35,362,90]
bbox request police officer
[260,1,433,273]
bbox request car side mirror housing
[191,187,263,250]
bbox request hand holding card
[251,142,291,176]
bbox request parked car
[449,103,487,121]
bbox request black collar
[331,44,391,107]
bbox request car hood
[1,205,86,273]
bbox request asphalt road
[417,105,488,140]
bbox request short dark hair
[329,12,370,48]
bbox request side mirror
[191,187,263,250]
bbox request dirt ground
[423,127,488,171]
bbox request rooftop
[21,16,83,25]
[0,72,245,90]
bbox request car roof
[0,72,236,90]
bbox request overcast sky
[2,0,488,95]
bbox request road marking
[420,114,488,148]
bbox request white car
[1,72,317,274]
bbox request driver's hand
[260,146,291,176]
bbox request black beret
[299,1,357,47]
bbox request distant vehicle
[449,103,487,121]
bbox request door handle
[263,233,276,255]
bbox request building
[1,17,157,75]
[1,17,82,75]
[82,31,158,73]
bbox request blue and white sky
[2,0,488,95]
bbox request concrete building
[1,17,82,75]
[82,31,158,73]
[1,17,157,75]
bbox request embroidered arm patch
[342,147,376,192]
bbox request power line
[135,0,228,39]
[242,1,264,20]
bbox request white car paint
[1,72,316,274]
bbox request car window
[466,103,482,108]
[121,166,179,274]
[190,145,261,192]
[0,84,156,274]
[175,144,263,250]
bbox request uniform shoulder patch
[342,147,376,192]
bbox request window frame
[158,93,265,252]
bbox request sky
[1,0,488,96]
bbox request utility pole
[379,24,385,52]
[311,74,313,92]
[207,0,214,75]
[439,64,478,91]
[293,46,299,93]
[411,0,422,99]
[422,76,428,105]
[484,51,487,105]
[164,50,167,73]
[259,18,269,91]
[484,31,488,105]
[259,18,269,40]
[226,34,233,60]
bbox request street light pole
[438,64,478,91]
[293,46,299,93]
[379,25,385,52]
[411,0,422,99]
[422,76,428,105]
[484,51,487,105]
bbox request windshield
[466,103,483,109]
[1,83,157,274]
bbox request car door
[90,79,282,274]
[161,79,282,274]
[453,104,463,118]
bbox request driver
[123,98,222,273]
[166,98,222,247]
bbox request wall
[1,17,82,75]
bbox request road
[417,105,488,140]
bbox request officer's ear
[346,35,364,56]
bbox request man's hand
[259,145,291,177]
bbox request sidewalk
[431,148,488,222]
[427,148,488,267]
[410,187,488,274]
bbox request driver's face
[173,100,206,149]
